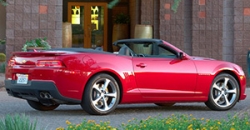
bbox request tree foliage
[108,0,119,9]
[0,0,7,6]
[171,0,182,13]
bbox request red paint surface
[6,40,247,104]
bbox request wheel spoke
[102,97,110,111]
[223,95,230,106]
[83,74,120,114]
[206,74,239,110]
[227,88,236,94]
[93,84,101,93]
[102,79,111,90]
[93,96,102,105]
[214,93,223,103]
[213,83,222,91]
[223,77,229,88]
[105,92,117,98]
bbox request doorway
[67,2,108,50]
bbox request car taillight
[37,60,64,67]
[8,59,15,67]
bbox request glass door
[68,2,108,50]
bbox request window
[127,42,153,56]
[156,45,177,58]
[117,41,177,58]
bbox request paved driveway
[0,89,249,130]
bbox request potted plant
[0,53,5,73]
[0,38,5,44]
[113,13,130,24]
[133,21,153,54]
[134,20,153,39]
[0,38,6,54]
[112,13,130,51]
[22,37,51,51]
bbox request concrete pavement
[0,73,4,91]
[0,72,249,118]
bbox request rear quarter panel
[55,53,138,101]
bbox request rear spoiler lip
[12,51,68,56]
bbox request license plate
[17,74,28,84]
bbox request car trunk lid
[6,51,67,81]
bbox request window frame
[114,39,180,58]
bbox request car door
[132,43,197,98]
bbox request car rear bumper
[5,80,81,105]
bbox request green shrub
[56,120,117,130]
[59,114,250,130]
[0,53,6,62]
[0,39,6,44]
[121,114,250,130]
[22,37,51,52]
[0,62,5,73]
[0,114,37,130]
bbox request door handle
[136,63,147,68]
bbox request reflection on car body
[5,39,246,115]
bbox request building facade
[3,0,250,81]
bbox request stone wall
[140,0,224,59]
[138,0,250,84]
[139,0,184,48]
[4,0,250,82]
[129,0,140,38]
[140,0,154,25]
[0,5,6,39]
[158,0,184,50]
[191,0,223,60]
[234,0,250,77]
[0,5,6,54]
[5,0,63,60]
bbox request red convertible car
[5,39,247,115]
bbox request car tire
[27,100,59,111]
[155,103,175,107]
[205,73,240,111]
[81,73,120,115]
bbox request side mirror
[178,52,186,60]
